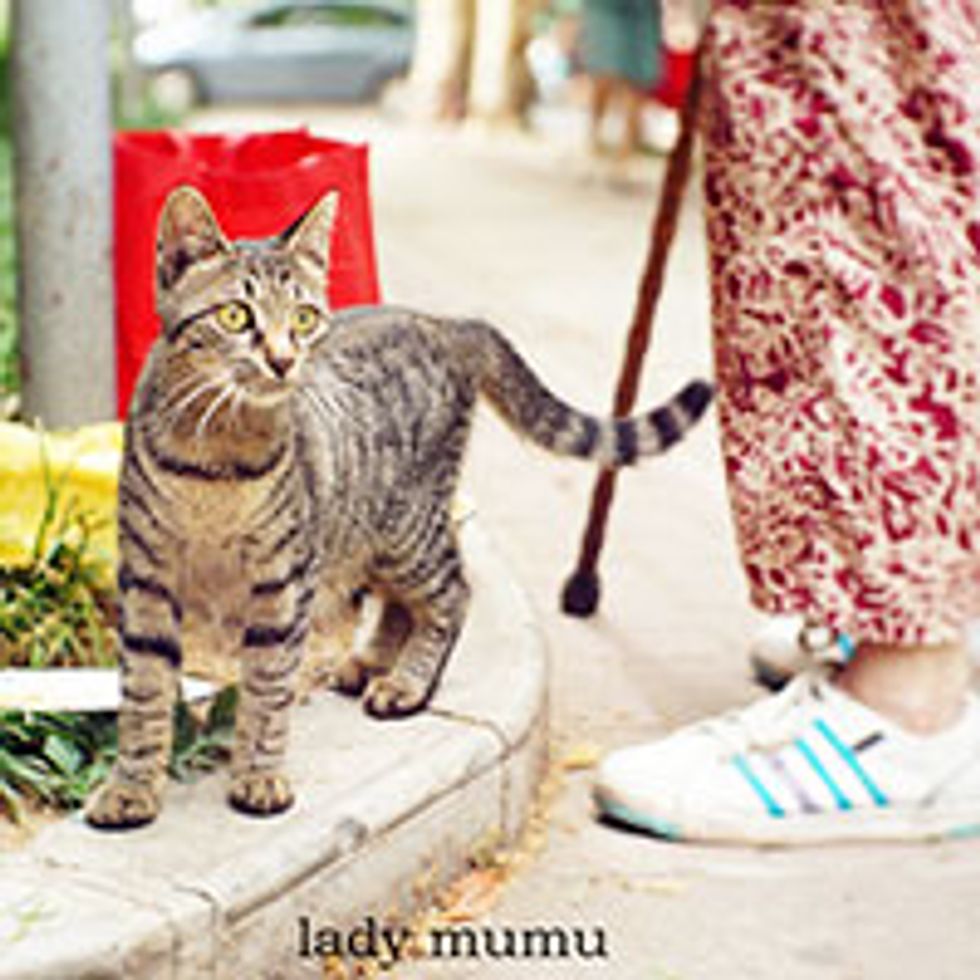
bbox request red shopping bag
[114,130,381,416]
[651,46,695,109]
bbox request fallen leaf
[561,743,602,771]
[641,877,689,897]
[437,867,506,922]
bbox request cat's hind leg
[330,591,413,696]
[363,541,470,719]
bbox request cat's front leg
[86,572,182,829]
[230,544,313,816]
[230,640,302,816]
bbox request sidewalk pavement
[1,521,546,979]
[195,103,980,980]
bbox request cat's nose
[266,351,296,379]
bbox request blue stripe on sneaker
[732,754,785,818]
[795,737,853,811]
[813,718,889,807]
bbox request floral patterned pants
[703,0,980,645]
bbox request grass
[0,453,117,669]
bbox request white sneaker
[594,673,980,845]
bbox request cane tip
[561,570,601,617]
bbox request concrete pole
[12,0,115,427]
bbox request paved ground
[193,104,980,980]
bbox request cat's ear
[157,185,230,290]
[281,191,339,273]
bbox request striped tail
[456,319,713,467]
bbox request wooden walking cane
[561,44,706,617]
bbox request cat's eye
[291,306,320,337]
[215,301,252,333]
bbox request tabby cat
[85,185,712,828]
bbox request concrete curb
[0,520,549,979]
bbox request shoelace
[697,671,831,756]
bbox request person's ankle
[835,639,970,736]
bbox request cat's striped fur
[85,186,712,828]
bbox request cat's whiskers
[229,385,248,428]
[155,376,212,429]
[157,374,230,434]
[158,378,226,431]
[154,370,208,416]
[194,379,239,442]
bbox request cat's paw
[363,675,431,719]
[228,771,295,816]
[84,779,161,830]
[327,655,371,696]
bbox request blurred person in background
[580,0,663,158]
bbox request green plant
[0,687,238,824]
[0,451,117,669]
[170,685,238,781]
[0,710,116,820]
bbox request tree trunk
[467,0,536,126]
[407,0,476,120]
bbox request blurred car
[134,0,415,109]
